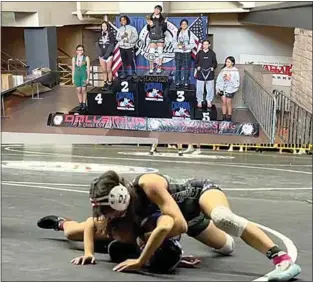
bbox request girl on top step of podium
[146,5,168,74]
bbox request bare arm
[72,57,75,83]
[86,56,90,83]
[71,217,97,265]
[136,174,188,265]
[138,215,174,264]
[84,217,95,256]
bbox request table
[1,72,50,118]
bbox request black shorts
[120,48,135,66]
[220,91,235,99]
[185,184,222,238]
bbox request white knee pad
[213,234,235,255]
[157,46,163,58]
[148,48,156,62]
[149,47,156,54]
[211,206,248,237]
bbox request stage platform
[2,86,270,144]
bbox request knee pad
[157,46,163,57]
[148,48,156,62]
[149,47,156,54]
[213,233,235,255]
[108,240,140,263]
[210,206,248,237]
[148,239,183,273]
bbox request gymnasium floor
[2,144,312,281]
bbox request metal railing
[1,50,29,75]
[57,48,73,85]
[242,70,277,143]
[273,89,312,145]
[243,70,312,146]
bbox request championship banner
[115,16,207,83]
[147,118,219,134]
[47,113,259,137]
[110,116,147,131]
[218,121,259,137]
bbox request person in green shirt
[72,45,90,111]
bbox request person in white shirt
[116,16,138,79]
[216,56,240,121]
[173,19,196,89]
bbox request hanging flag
[188,16,206,59]
[108,22,122,77]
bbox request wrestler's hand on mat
[113,258,144,272]
[179,255,201,268]
[71,254,96,265]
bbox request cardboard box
[1,73,14,91]
[12,75,24,86]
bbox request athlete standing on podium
[97,21,116,91]
[146,5,168,74]
[116,16,138,79]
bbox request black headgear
[108,238,183,273]
[148,239,183,273]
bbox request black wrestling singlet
[132,174,219,226]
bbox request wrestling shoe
[156,67,162,74]
[119,73,127,79]
[267,253,301,281]
[37,215,69,231]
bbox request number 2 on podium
[95,81,129,104]
[121,81,129,92]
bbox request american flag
[108,22,122,77]
[188,16,206,59]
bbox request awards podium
[83,71,218,121]
[53,71,259,138]
[86,77,139,116]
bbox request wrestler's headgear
[90,178,131,212]
[148,238,183,273]
[108,238,183,273]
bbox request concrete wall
[1,27,25,59]
[2,1,82,26]
[290,28,313,113]
[81,1,244,14]
[1,26,83,61]
[57,26,84,59]
[209,25,294,64]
